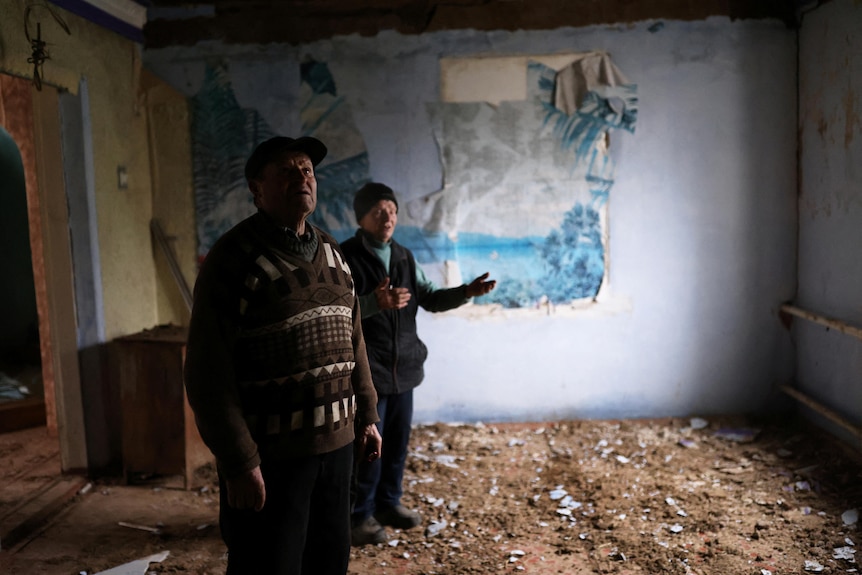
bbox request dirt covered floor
[2,414,861,574]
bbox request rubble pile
[350,416,862,575]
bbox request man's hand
[226,466,266,511]
[358,423,382,462]
[466,272,497,298]
[374,277,411,310]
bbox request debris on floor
[90,551,170,575]
[2,415,861,574]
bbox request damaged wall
[0,0,159,341]
[142,0,799,47]
[144,16,797,422]
[796,0,862,448]
[0,0,182,471]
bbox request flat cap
[244,136,327,181]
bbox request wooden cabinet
[115,326,212,489]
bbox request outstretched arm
[465,272,497,298]
[416,265,497,312]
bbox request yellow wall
[143,70,196,328]
[0,0,162,340]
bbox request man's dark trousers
[220,443,353,574]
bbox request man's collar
[258,210,313,241]
[357,228,390,249]
[283,226,314,242]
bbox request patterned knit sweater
[184,212,379,478]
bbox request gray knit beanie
[353,182,399,223]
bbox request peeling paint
[843,85,859,148]
[145,19,798,420]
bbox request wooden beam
[0,399,47,433]
[143,0,800,48]
[781,384,862,439]
[31,85,88,473]
[779,304,862,342]
[0,476,88,552]
[151,219,193,312]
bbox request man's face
[250,151,317,227]
[359,199,398,243]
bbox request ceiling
[142,0,802,48]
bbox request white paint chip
[92,551,169,575]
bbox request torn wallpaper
[190,53,636,310]
[190,60,370,260]
[406,54,637,308]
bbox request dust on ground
[2,415,861,574]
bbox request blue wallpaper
[191,56,637,309]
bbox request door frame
[1,73,88,472]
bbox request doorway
[0,78,45,434]
[0,71,88,474]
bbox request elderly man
[340,182,496,545]
[184,136,382,574]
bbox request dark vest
[341,230,428,395]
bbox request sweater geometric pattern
[233,232,359,454]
